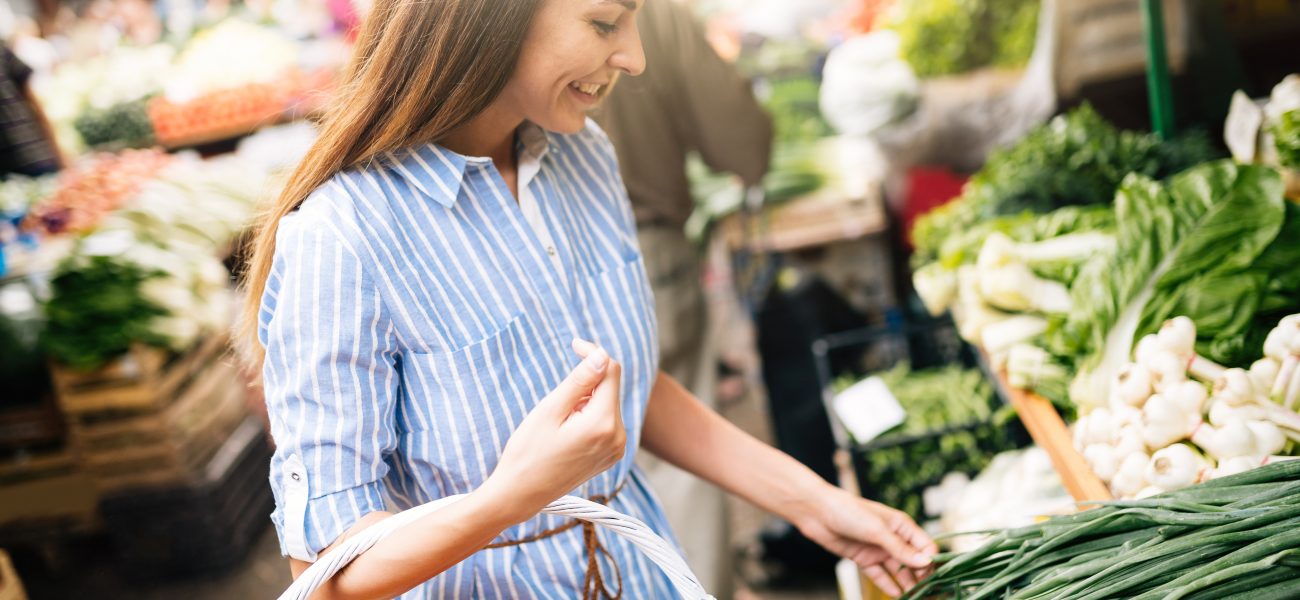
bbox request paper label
[832,375,907,444]
[1225,91,1264,163]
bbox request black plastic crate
[812,318,1030,519]
[98,416,273,580]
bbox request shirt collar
[385,122,552,208]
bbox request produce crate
[69,352,250,493]
[49,333,228,416]
[0,397,64,456]
[813,318,1031,519]
[0,549,27,600]
[0,447,98,533]
[99,416,273,580]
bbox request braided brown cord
[485,482,627,599]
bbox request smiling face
[499,0,646,134]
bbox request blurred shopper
[0,44,60,177]
[596,0,772,595]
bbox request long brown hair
[237,0,542,368]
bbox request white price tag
[1225,91,1263,163]
[832,375,907,444]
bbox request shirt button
[291,472,301,481]
[547,246,557,256]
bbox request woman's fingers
[885,558,917,590]
[863,564,901,597]
[572,338,598,357]
[586,357,623,421]
[547,346,608,415]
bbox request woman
[240,0,937,598]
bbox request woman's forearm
[640,372,831,528]
[290,481,525,600]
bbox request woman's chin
[532,110,589,135]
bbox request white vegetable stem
[1009,232,1116,263]
[1214,369,1300,432]
[1007,343,1067,391]
[976,233,1073,314]
[983,316,1049,358]
[1191,419,1285,460]
[914,263,958,317]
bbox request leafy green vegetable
[74,97,155,149]
[1136,199,1300,367]
[42,255,169,370]
[835,361,996,443]
[1275,109,1300,169]
[912,105,1219,265]
[892,0,1039,78]
[838,359,1022,518]
[1048,162,1286,407]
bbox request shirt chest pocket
[577,255,660,411]
[395,310,565,491]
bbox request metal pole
[1141,0,1177,139]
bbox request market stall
[0,4,337,590]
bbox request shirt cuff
[272,455,389,562]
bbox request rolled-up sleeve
[259,203,400,561]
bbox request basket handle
[278,494,714,600]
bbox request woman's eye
[591,20,618,35]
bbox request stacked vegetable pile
[835,362,1025,517]
[41,155,269,369]
[23,149,174,235]
[903,459,1300,599]
[1072,315,1300,500]
[889,0,1040,78]
[911,106,1223,406]
[34,17,332,152]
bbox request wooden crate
[994,374,1112,503]
[0,448,98,531]
[0,397,64,455]
[70,355,250,493]
[50,334,227,416]
[0,549,27,600]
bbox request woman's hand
[481,340,627,523]
[795,485,938,596]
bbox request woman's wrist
[472,475,543,529]
[759,464,842,529]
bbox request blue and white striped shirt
[259,120,681,598]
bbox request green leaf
[1133,164,1287,365]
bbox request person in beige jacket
[596,1,772,596]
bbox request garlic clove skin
[1135,335,1160,367]
[1084,444,1120,482]
[1114,425,1147,457]
[1214,368,1261,407]
[1246,420,1286,456]
[1112,364,1154,408]
[1157,316,1198,359]
[1212,456,1260,479]
[1111,451,1150,498]
[1141,394,1195,449]
[1251,358,1281,393]
[1146,444,1209,491]
[1148,352,1189,394]
[1169,380,1209,416]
